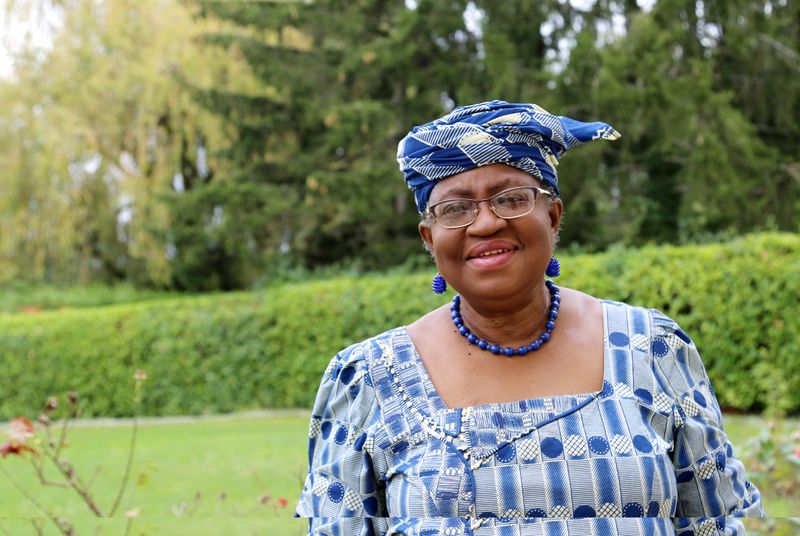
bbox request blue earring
[546,257,561,278]
[432,273,447,294]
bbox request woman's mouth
[477,248,512,257]
[467,248,516,269]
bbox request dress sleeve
[650,312,764,535]
[295,344,387,535]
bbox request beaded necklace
[450,280,560,357]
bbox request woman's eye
[440,201,470,216]
[497,193,529,207]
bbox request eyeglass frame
[423,186,555,229]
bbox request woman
[296,101,763,535]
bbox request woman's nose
[466,200,505,234]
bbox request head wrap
[397,100,620,213]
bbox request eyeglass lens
[434,187,537,228]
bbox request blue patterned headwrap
[397,100,620,213]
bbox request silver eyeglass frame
[424,186,554,229]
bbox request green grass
[0,412,308,535]
[0,413,797,535]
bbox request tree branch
[107,416,138,516]
[0,462,72,535]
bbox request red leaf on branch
[0,442,36,458]
[1,417,38,458]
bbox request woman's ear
[418,221,434,256]
[549,197,564,235]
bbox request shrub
[0,233,797,418]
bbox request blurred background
[0,0,798,534]
[1,0,797,290]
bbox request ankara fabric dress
[296,302,763,535]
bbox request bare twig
[107,415,138,516]
[124,516,136,536]
[757,33,800,73]
[55,405,78,459]
[41,453,104,517]
[86,465,102,490]
[31,456,70,488]
[0,462,72,535]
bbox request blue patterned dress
[296,301,763,535]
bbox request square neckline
[398,299,612,414]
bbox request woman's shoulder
[325,326,408,380]
[310,327,408,426]
[599,297,692,343]
[601,299,711,396]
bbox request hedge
[1,233,798,419]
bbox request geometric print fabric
[297,301,763,534]
[396,100,621,212]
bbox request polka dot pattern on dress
[495,443,516,463]
[651,337,669,357]
[327,482,345,503]
[588,436,610,455]
[541,437,563,458]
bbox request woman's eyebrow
[436,178,521,200]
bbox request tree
[550,0,786,247]
[0,0,244,287]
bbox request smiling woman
[295,101,764,535]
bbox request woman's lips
[466,249,516,269]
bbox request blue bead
[447,285,560,357]
[432,274,447,294]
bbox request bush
[0,233,797,419]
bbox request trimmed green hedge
[1,233,798,419]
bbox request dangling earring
[432,273,447,294]
[546,257,560,278]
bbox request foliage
[1,1,798,290]
[0,234,796,419]
[0,283,183,315]
[0,0,250,288]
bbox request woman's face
[419,164,563,302]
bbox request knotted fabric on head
[397,100,620,213]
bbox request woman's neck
[457,282,554,347]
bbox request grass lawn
[0,412,797,535]
[0,412,309,535]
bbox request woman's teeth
[479,249,510,257]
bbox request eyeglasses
[425,186,554,229]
